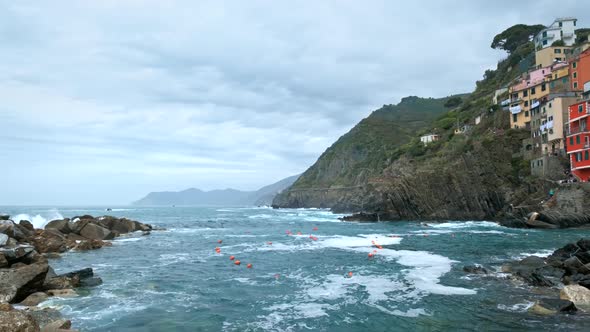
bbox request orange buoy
[247,263,253,269]
[310,236,318,241]
[373,249,377,253]
[267,241,273,245]
[297,232,302,235]
[368,253,374,258]
[217,240,222,244]
[313,227,318,231]
[347,272,353,278]
[229,255,235,260]
[234,260,241,265]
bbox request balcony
[566,127,590,136]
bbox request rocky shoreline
[463,238,590,315]
[0,214,157,331]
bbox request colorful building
[534,17,577,49]
[509,66,553,129]
[566,99,590,181]
[535,46,573,68]
[570,48,590,91]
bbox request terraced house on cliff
[534,17,577,49]
[508,63,570,129]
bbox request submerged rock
[462,265,489,274]
[529,298,577,315]
[46,289,77,298]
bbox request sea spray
[11,209,63,229]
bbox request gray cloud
[0,0,588,205]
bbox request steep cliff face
[273,35,552,220]
[273,96,464,209]
[274,107,537,220]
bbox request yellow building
[509,63,570,129]
[535,46,573,68]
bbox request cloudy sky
[1,1,588,205]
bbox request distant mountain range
[132,175,299,206]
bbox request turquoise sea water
[3,206,590,331]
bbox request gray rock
[79,223,114,240]
[0,262,49,303]
[0,310,40,332]
[0,254,7,268]
[19,292,48,306]
[40,318,71,332]
[26,308,62,329]
[0,234,7,247]
[42,275,80,291]
[60,268,93,280]
[44,220,70,235]
[564,256,585,275]
[80,277,102,288]
[0,245,35,261]
[530,298,577,315]
[462,265,488,274]
[18,220,34,232]
[0,215,9,221]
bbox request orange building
[566,99,590,181]
[570,48,590,91]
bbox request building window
[578,152,583,162]
[549,102,552,108]
[512,114,517,122]
[574,82,579,89]
[577,135,581,144]
[523,90,528,97]
[525,101,529,107]
[579,104,584,113]
[543,40,548,46]
[549,116,553,121]
[555,48,562,54]
[570,137,574,145]
[573,62,577,69]
[586,151,589,160]
[565,49,570,54]
[531,87,536,95]
[543,31,548,37]
[541,83,546,91]
[559,22,563,27]
[525,111,529,117]
[574,72,578,79]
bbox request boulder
[72,239,110,251]
[28,231,71,254]
[44,220,70,235]
[0,245,35,261]
[0,262,49,303]
[0,310,40,332]
[0,221,30,241]
[0,304,13,312]
[0,254,7,268]
[133,220,152,232]
[110,218,136,234]
[19,292,48,307]
[563,256,585,275]
[560,284,590,307]
[529,298,577,315]
[80,277,103,288]
[0,215,9,221]
[462,265,488,274]
[43,275,80,291]
[66,233,87,242]
[79,224,114,241]
[68,219,89,235]
[26,308,63,329]
[60,268,93,280]
[18,220,34,232]
[578,239,590,251]
[0,234,7,247]
[40,319,71,332]
[575,251,590,265]
[46,289,77,298]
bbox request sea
[2,206,590,331]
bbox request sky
[1,0,588,205]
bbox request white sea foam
[425,221,501,229]
[11,209,64,229]
[497,301,535,312]
[318,234,403,248]
[513,249,554,260]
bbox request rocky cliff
[272,36,582,221]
